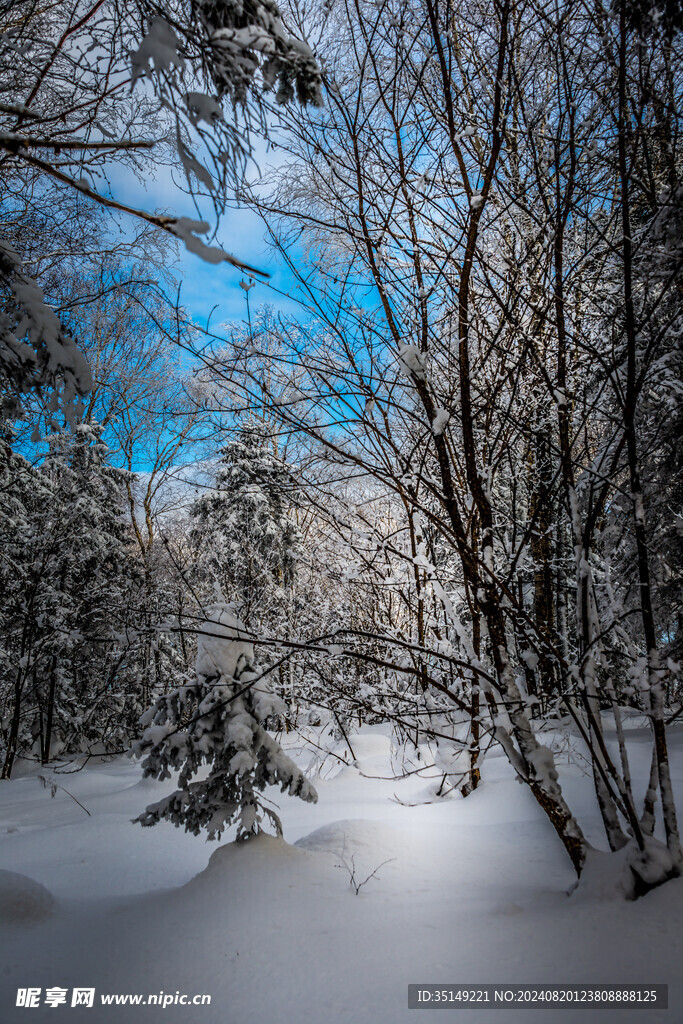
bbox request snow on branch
[0,238,93,427]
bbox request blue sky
[108,145,306,336]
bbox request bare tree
[189,0,683,892]
[0,0,321,424]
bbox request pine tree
[39,426,143,757]
[0,433,54,776]
[133,602,317,839]
[0,425,142,775]
[189,419,301,629]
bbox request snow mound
[0,869,56,924]
[171,832,342,916]
[295,818,402,862]
[182,832,307,891]
[570,838,679,902]
[336,730,394,775]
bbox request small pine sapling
[133,603,317,839]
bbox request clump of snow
[0,870,56,924]
[397,342,428,381]
[432,408,450,435]
[130,17,185,81]
[167,218,256,270]
[195,603,254,681]
[185,91,222,126]
[525,740,562,801]
[521,649,540,671]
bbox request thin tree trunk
[617,5,681,870]
[42,656,58,765]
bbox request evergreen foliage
[134,603,317,838]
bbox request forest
[0,0,682,1019]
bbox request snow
[0,722,681,1022]
[133,602,316,839]
[571,838,678,902]
[431,407,450,436]
[130,18,185,82]
[185,92,222,127]
[397,342,428,381]
[0,238,93,426]
[167,218,255,270]
[195,603,254,681]
[0,871,56,925]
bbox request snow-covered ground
[0,722,681,1023]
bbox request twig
[335,840,396,895]
[37,774,91,816]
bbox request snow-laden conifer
[189,419,301,629]
[134,602,317,838]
